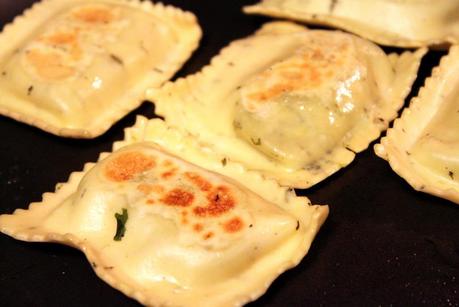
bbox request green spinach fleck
[114,208,128,241]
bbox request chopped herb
[329,0,338,12]
[406,151,411,156]
[296,220,300,231]
[140,41,148,53]
[91,262,97,268]
[27,85,34,95]
[344,146,356,154]
[420,185,425,190]
[249,224,253,228]
[227,61,234,66]
[305,163,321,171]
[80,188,87,199]
[113,208,128,241]
[251,137,262,145]
[221,157,227,166]
[109,54,124,65]
[104,266,114,270]
[236,85,242,90]
[233,121,242,129]
[153,67,164,74]
[1,71,6,76]
[448,171,455,180]
[377,117,385,123]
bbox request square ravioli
[0,118,328,306]
[244,0,459,48]
[375,46,459,205]
[0,0,201,138]
[147,21,426,188]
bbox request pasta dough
[375,46,459,204]
[147,22,426,188]
[0,0,201,137]
[244,0,459,48]
[0,119,328,306]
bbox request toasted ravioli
[147,22,425,188]
[375,47,459,205]
[0,128,328,306]
[244,0,459,48]
[0,0,201,138]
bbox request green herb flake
[251,137,262,146]
[109,53,124,65]
[113,208,128,241]
[221,157,227,166]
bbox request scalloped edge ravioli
[0,0,201,138]
[0,117,328,306]
[244,0,459,48]
[147,22,426,188]
[375,46,459,204]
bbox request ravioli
[375,46,459,205]
[0,119,328,306]
[147,22,426,188]
[0,0,201,137]
[244,0,459,48]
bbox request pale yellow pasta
[0,0,201,137]
[147,22,426,188]
[375,46,459,205]
[244,0,459,48]
[0,117,328,306]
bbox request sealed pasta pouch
[0,116,328,306]
[244,0,459,48]
[375,46,459,205]
[147,22,426,188]
[0,0,201,137]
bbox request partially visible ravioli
[147,22,426,188]
[0,127,328,306]
[0,0,201,137]
[244,0,459,48]
[375,46,459,205]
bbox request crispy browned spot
[244,45,346,104]
[40,31,82,60]
[105,151,156,182]
[203,232,214,240]
[73,6,114,24]
[137,183,165,195]
[222,217,244,233]
[193,186,235,217]
[26,50,75,80]
[181,211,189,224]
[161,188,194,207]
[161,168,177,179]
[193,223,203,232]
[43,31,78,45]
[185,172,212,192]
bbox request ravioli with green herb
[147,22,426,188]
[0,137,327,306]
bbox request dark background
[1,1,458,306]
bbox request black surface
[1,1,459,306]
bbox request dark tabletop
[1,1,458,306]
